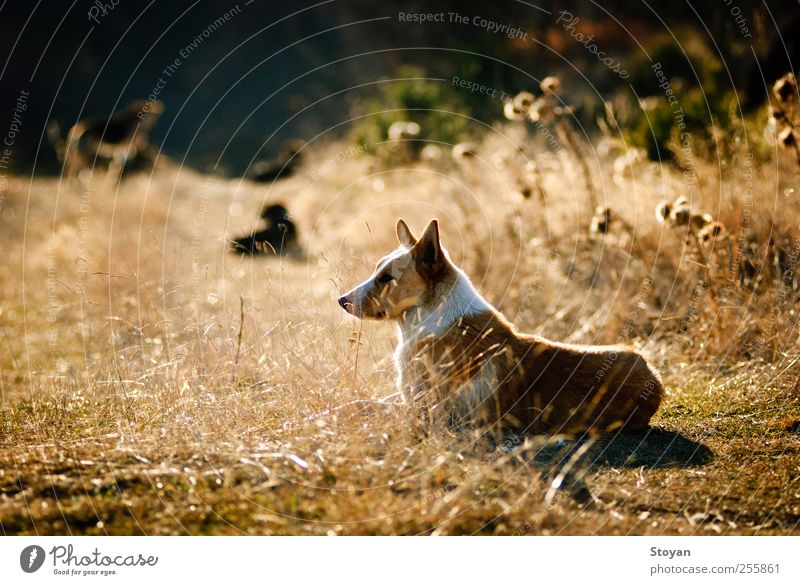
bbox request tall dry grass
[1,120,800,534]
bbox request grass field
[1,130,800,535]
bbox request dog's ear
[414,219,443,273]
[396,219,417,246]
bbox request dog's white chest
[393,339,415,401]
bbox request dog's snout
[339,293,362,317]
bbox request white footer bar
[1,536,797,584]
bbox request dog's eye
[377,273,394,285]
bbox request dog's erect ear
[396,219,417,246]
[414,219,443,273]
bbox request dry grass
[1,130,800,535]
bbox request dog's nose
[338,295,348,309]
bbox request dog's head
[338,219,448,320]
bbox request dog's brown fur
[54,100,164,178]
[404,299,661,434]
[339,219,662,435]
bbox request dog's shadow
[537,427,714,470]
[508,427,713,505]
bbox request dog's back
[403,307,662,434]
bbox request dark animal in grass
[248,140,304,183]
[231,204,298,256]
[590,206,611,235]
[49,100,164,179]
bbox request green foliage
[351,65,481,158]
[623,32,742,160]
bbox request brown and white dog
[338,219,662,435]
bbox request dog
[338,219,662,435]
[50,100,164,180]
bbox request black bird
[231,204,298,256]
[248,140,304,183]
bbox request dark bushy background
[0,0,796,174]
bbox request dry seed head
[589,216,606,234]
[769,106,786,124]
[420,144,443,162]
[689,212,713,232]
[698,221,726,244]
[503,100,527,121]
[596,137,624,159]
[388,121,421,141]
[773,73,797,104]
[513,91,535,110]
[779,126,796,148]
[505,91,538,121]
[527,98,556,123]
[452,142,478,161]
[595,205,611,222]
[673,195,689,208]
[655,201,672,223]
[590,206,612,234]
[671,206,691,226]
[540,76,561,95]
